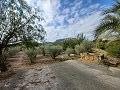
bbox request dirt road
[51,60,120,90]
[0,60,120,90]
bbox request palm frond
[95,15,120,38]
[103,2,120,14]
[103,14,120,21]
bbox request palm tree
[95,2,120,39]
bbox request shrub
[106,40,120,58]
[7,47,21,57]
[75,45,82,55]
[75,40,93,54]
[65,48,74,56]
[37,45,51,56]
[23,38,39,49]
[79,40,93,53]
[38,45,46,56]
[96,39,108,50]
[41,46,46,56]
[25,48,38,63]
[63,34,85,50]
[47,45,63,59]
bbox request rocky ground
[0,66,58,90]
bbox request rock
[4,83,10,87]
[70,54,75,57]
[36,68,42,71]
[50,76,56,79]
[101,57,120,67]
[80,53,98,62]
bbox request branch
[18,15,34,30]
[7,41,22,47]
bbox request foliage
[0,0,45,71]
[95,2,120,38]
[63,38,76,50]
[37,44,53,56]
[96,39,108,50]
[37,45,46,56]
[47,45,63,59]
[0,0,45,49]
[65,48,75,56]
[7,47,21,57]
[75,41,94,54]
[76,33,85,44]
[63,33,85,50]
[53,39,65,46]
[76,43,85,53]
[79,40,93,53]
[75,45,82,55]
[23,38,39,49]
[106,40,120,58]
[25,48,38,63]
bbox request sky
[25,0,115,42]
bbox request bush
[76,44,85,53]
[25,48,38,63]
[37,45,51,56]
[106,40,120,58]
[75,45,82,55]
[78,40,93,53]
[7,47,21,57]
[41,46,46,56]
[37,45,46,56]
[63,34,85,50]
[47,45,63,59]
[65,48,74,56]
[96,39,108,50]
[75,40,93,55]
[23,38,39,49]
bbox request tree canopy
[0,0,46,72]
[0,0,46,52]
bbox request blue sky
[25,0,115,42]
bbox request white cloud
[45,11,103,42]
[25,0,60,24]
[67,18,74,24]
[62,8,70,15]
[25,0,105,42]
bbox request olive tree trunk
[0,48,8,72]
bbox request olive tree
[0,0,45,72]
[25,48,38,64]
[65,48,74,56]
[47,45,63,59]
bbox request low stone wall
[80,53,99,63]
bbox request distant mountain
[54,39,65,43]
[53,37,77,44]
